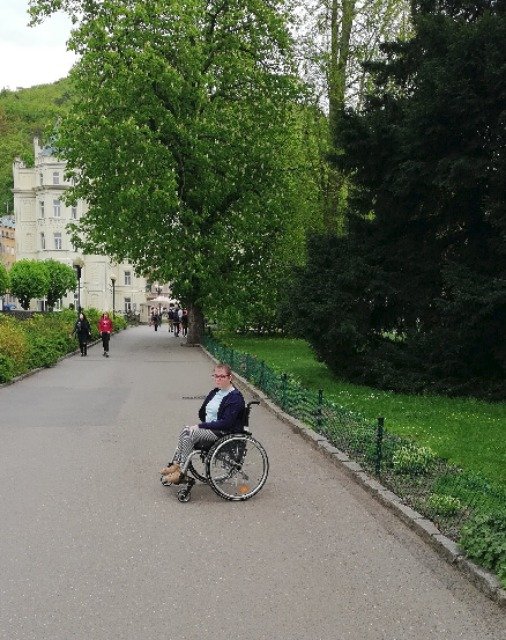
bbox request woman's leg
[172,427,218,468]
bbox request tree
[9,260,50,310]
[0,263,9,296]
[292,0,506,398]
[29,0,308,342]
[292,0,412,231]
[43,259,76,310]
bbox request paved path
[0,326,504,640]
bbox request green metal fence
[203,335,506,541]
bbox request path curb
[200,345,505,608]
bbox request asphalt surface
[0,325,504,640]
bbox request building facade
[0,215,15,270]
[13,138,150,313]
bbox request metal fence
[203,335,506,541]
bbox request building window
[39,200,45,218]
[41,232,46,250]
[124,297,132,313]
[54,232,62,250]
[53,199,61,217]
[71,205,77,219]
[39,172,44,186]
[52,171,60,185]
[124,271,131,286]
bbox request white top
[205,388,233,423]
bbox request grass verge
[219,334,506,489]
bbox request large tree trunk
[326,0,356,234]
[187,302,205,345]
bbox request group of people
[150,305,188,337]
[72,311,113,358]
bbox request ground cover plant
[217,334,506,489]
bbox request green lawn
[220,334,506,488]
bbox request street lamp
[72,257,84,313]
[110,275,116,316]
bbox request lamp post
[110,275,116,316]
[72,257,84,313]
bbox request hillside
[0,78,71,213]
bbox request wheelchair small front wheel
[206,434,269,501]
[177,489,192,502]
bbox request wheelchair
[162,401,269,503]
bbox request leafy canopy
[30,0,305,334]
[9,260,50,310]
[0,264,9,296]
[43,259,77,309]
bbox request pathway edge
[200,345,505,608]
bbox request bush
[0,353,14,383]
[392,444,436,475]
[459,511,506,588]
[426,493,463,517]
[0,317,29,375]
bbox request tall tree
[292,0,411,231]
[29,0,304,342]
[291,0,506,398]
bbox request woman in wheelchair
[160,363,245,485]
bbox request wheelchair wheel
[206,434,269,501]
[187,451,208,483]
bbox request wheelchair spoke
[207,434,269,501]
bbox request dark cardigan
[198,388,245,433]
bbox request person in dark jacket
[160,363,245,485]
[72,311,91,357]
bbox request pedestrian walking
[173,305,181,337]
[181,308,188,337]
[72,311,91,357]
[98,312,113,357]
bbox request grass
[219,334,506,489]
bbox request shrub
[0,353,14,383]
[392,444,436,475]
[459,511,506,588]
[0,317,29,375]
[426,493,463,516]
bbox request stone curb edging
[200,346,506,608]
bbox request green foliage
[392,444,437,475]
[426,493,462,516]
[0,353,14,383]
[9,260,50,310]
[28,0,322,342]
[460,511,506,588]
[0,79,70,212]
[0,308,125,378]
[0,316,29,375]
[289,0,506,399]
[218,333,506,487]
[0,264,9,295]
[43,259,77,309]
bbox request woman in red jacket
[98,312,113,357]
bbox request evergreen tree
[292,0,506,398]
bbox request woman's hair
[215,363,232,376]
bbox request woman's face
[213,367,232,389]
